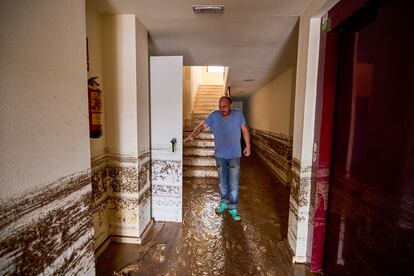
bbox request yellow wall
[247,67,296,137]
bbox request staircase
[183,85,224,178]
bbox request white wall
[0,0,90,198]
[86,1,106,157]
[103,15,138,155]
[135,17,151,236]
[289,0,339,263]
[135,18,150,155]
[247,67,296,136]
[292,0,338,163]
[0,0,94,274]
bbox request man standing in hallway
[184,96,251,221]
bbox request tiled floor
[97,153,317,275]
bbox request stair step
[196,96,221,99]
[193,110,215,114]
[184,140,215,148]
[194,102,218,106]
[183,131,214,139]
[191,119,204,126]
[183,125,213,132]
[197,87,223,91]
[183,156,216,166]
[197,91,222,95]
[191,119,205,125]
[184,147,214,156]
[184,166,218,178]
[194,100,219,104]
[191,106,218,113]
[191,113,210,119]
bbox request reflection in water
[98,154,318,275]
[336,213,346,266]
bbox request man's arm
[241,124,251,156]
[183,122,208,142]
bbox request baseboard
[110,235,141,244]
[293,255,307,263]
[94,220,155,257]
[139,219,154,242]
[95,235,112,258]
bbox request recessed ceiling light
[244,79,254,82]
[192,5,224,14]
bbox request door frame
[309,0,370,272]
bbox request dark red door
[323,0,414,274]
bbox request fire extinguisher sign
[90,91,101,125]
[88,77,103,138]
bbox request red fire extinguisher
[88,77,102,138]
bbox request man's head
[219,96,232,117]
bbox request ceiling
[88,0,311,97]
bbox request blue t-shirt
[204,109,246,159]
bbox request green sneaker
[228,209,241,221]
[215,203,228,213]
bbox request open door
[150,56,183,222]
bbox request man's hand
[184,122,208,143]
[243,145,251,156]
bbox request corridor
[96,153,315,275]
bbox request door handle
[170,138,177,152]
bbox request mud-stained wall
[287,158,312,262]
[0,172,95,275]
[138,152,151,235]
[289,0,338,262]
[88,13,151,250]
[86,0,107,157]
[152,159,183,222]
[250,129,293,185]
[0,0,95,273]
[92,149,151,249]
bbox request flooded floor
[97,153,317,275]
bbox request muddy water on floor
[98,153,316,275]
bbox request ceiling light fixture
[192,5,224,14]
[244,79,254,82]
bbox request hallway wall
[288,0,338,263]
[86,3,107,158]
[88,13,152,252]
[86,1,110,251]
[246,68,296,185]
[0,0,94,274]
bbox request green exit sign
[321,13,328,32]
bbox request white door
[150,56,183,222]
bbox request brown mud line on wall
[92,151,152,249]
[107,166,139,194]
[138,187,151,205]
[0,171,94,275]
[138,160,150,191]
[96,153,318,276]
[250,128,293,185]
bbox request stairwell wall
[183,66,204,126]
[0,0,94,274]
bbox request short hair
[219,96,232,104]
